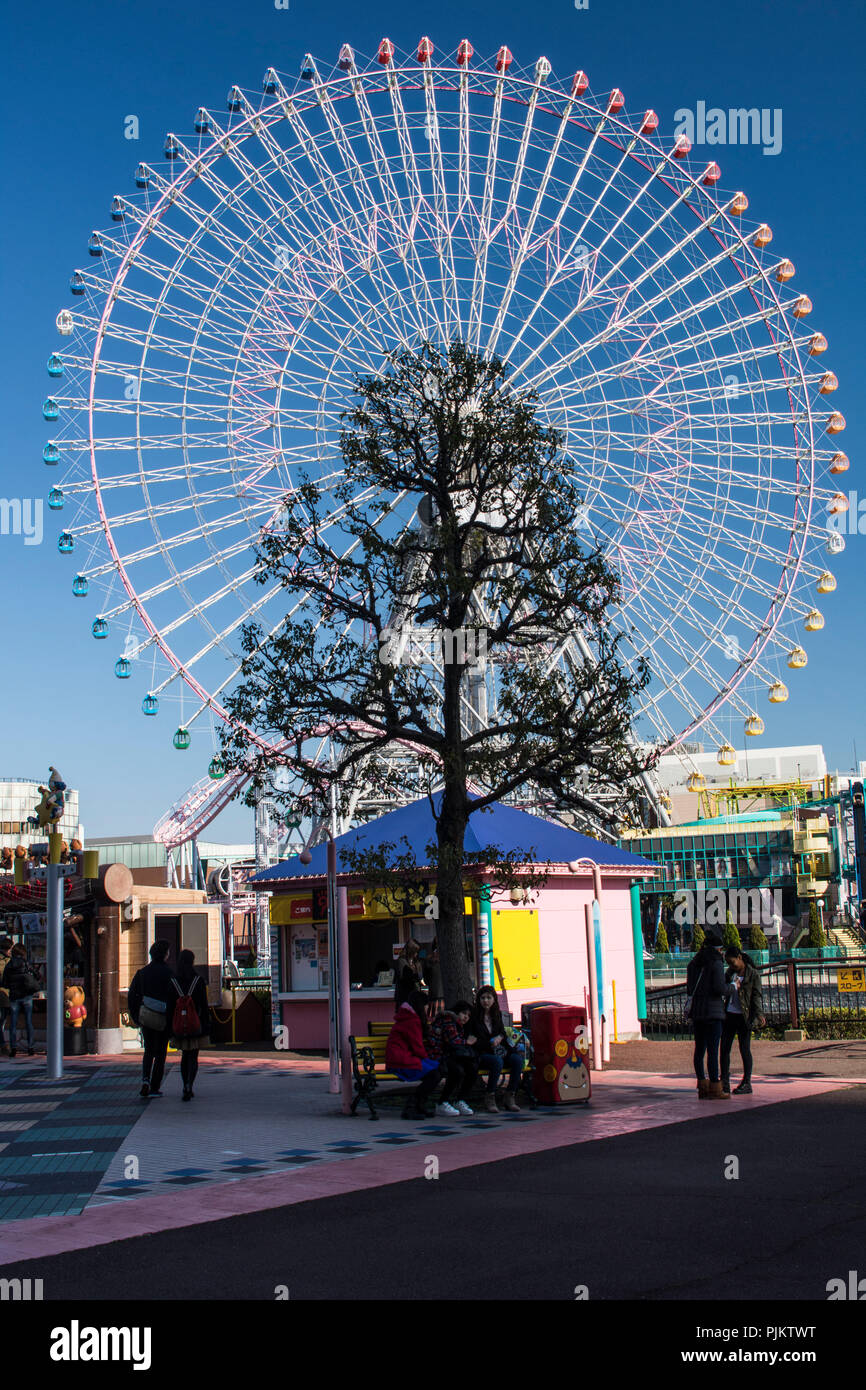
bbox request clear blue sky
[1,0,863,841]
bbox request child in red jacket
[385,991,443,1120]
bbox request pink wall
[281,994,395,1050]
[493,877,641,1041]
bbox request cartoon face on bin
[557,1046,590,1101]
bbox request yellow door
[491,909,542,990]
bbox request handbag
[139,995,168,1032]
[21,971,41,997]
[683,967,704,1022]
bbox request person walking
[2,944,40,1057]
[686,930,728,1099]
[0,936,13,1055]
[468,986,525,1112]
[127,940,175,1098]
[721,948,766,1096]
[170,949,210,1101]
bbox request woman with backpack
[171,949,210,1101]
[2,943,40,1057]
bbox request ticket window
[290,923,319,992]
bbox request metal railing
[644,956,866,1039]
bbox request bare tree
[222,340,652,1000]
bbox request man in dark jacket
[721,949,766,1096]
[127,940,175,1098]
[686,931,727,1099]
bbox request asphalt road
[6,1085,866,1302]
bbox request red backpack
[172,978,201,1037]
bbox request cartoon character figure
[34,768,66,828]
[556,1046,591,1103]
[64,985,87,1027]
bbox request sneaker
[149,1090,163,1097]
[733,1080,753,1094]
[436,1101,460,1117]
[456,1100,474,1115]
[139,1083,150,1098]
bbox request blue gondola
[111,196,126,221]
[72,574,88,597]
[194,107,210,134]
[47,353,64,378]
[47,488,63,511]
[43,442,60,464]
[69,271,86,295]
[262,69,278,94]
[227,86,242,112]
[58,531,74,554]
[43,399,59,421]
[114,657,132,679]
[92,617,109,639]
[142,692,159,716]
[300,54,315,81]
[88,232,103,257]
[135,163,151,189]
[164,134,179,160]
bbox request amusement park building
[251,796,657,1049]
[0,776,82,852]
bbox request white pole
[46,854,64,1080]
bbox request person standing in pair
[127,940,175,1097]
[721,948,765,1096]
[686,930,728,1099]
[2,944,39,1057]
[171,949,210,1101]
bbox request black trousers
[721,1015,753,1084]
[440,1056,479,1103]
[180,1049,200,1089]
[140,1026,170,1090]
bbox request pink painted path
[1,1070,861,1266]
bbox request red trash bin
[528,1004,591,1104]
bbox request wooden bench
[350,1019,537,1119]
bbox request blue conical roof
[250,793,657,882]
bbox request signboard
[837,966,866,994]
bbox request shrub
[692,923,705,951]
[749,922,768,951]
[807,901,826,948]
[655,924,670,954]
[722,911,742,952]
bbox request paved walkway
[1,1048,862,1266]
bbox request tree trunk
[436,782,474,1004]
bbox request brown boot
[708,1081,731,1100]
[697,1078,710,1098]
[502,1090,519,1112]
[484,1093,499,1114]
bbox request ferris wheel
[44,38,846,825]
